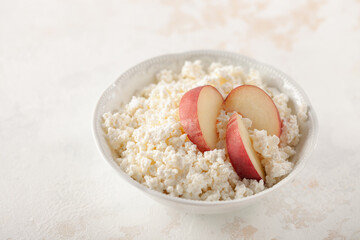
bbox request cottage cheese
[102,60,307,201]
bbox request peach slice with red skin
[226,113,265,181]
[179,85,224,152]
[224,85,282,137]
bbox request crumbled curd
[102,61,307,201]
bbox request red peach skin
[224,85,282,137]
[226,113,265,181]
[179,85,224,152]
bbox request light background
[1,0,360,239]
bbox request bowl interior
[93,50,318,212]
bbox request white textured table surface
[1,0,360,239]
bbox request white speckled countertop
[1,0,360,239]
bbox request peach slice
[224,85,281,137]
[179,85,224,152]
[226,113,265,181]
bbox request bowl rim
[92,49,319,206]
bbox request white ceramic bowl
[93,50,319,214]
